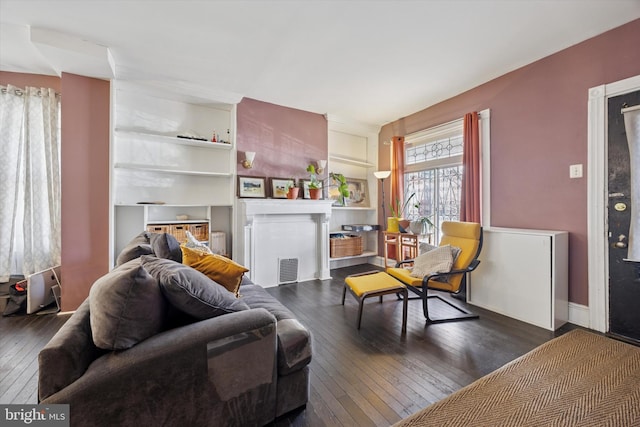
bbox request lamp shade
[374,170,391,180]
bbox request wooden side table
[383,232,420,267]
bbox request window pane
[437,166,462,227]
[405,135,463,165]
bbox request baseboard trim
[568,302,590,328]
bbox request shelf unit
[326,116,381,268]
[110,81,238,265]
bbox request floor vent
[278,258,299,284]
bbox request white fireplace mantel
[236,199,335,287]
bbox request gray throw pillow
[150,232,183,263]
[140,256,249,320]
[115,231,153,266]
[89,258,167,350]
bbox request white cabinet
[111,81,237,264]
[468,227,569,330]
[326,116,380,268]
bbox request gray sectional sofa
[38,233,312,426]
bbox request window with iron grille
[404,118,464,243]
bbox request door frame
[587,74,640,333]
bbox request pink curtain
[390,136,405,216]
[460,112,480,223]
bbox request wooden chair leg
[341,284,347,305]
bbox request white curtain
[0,85,61,281]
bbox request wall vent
[278,258,299,284]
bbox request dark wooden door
[607,90,640,344]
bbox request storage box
[147,224,170,234]
[189,223,209,242]
[330,234,363,258]
[170,224,189,243]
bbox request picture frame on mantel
[238,175,267,198]
[269,177,294,199]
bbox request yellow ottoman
[342,271,408,333]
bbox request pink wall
[380,19,640,306]
[60,73,111,311]
[1,71,110,311]
[0,71,61,91]
[236,98,327,183]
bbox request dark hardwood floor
[0,264,576,426]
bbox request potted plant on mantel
[306,164,350,204]
[285,179,299,199]
[306,164,323,199]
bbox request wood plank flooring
[0,264,576,426]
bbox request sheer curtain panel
[0,85,61,281]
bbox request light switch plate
[570,164,583,178]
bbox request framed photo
[270,177,294,199]
[299,179,322,199]
[328,176,369,207]
[237,175,267,198]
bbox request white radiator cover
[468,227,569,330]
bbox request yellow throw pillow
[181,246,248,296]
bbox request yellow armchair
[386,221,483,323]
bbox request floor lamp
[374,171,391,228]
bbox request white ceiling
[1,1,639,126]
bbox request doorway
[607,91,640,344]
[587,75,640,336]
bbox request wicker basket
[330,234,363,258]
[147,224,170,234]
[170,224,189,243]
[189,223,209,242]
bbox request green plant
[389,193,416,218]
[329,172,349,205]
[389,193,434,230]
[285,178,296,191]
[306,164,321,189]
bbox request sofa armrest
[42,308,278,427]
[276,319,312,375]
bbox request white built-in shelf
[332,206,376,211]
[147,219,209,225]
[114,163,233,177]
[330,250,377,261]
[329,155,374,168]
[115,129,233,150]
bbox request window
[403,119,464,243]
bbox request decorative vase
[286,187,300,199]
[387,217,400,232]
[309,188,322,200]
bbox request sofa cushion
[115,231,153,266]
[140,256,249,320]
[239,284,311,375]
[150,232,183,263]
[181,246,248,296]
[38,299,106,401]
[89,258,167,350]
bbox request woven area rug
[394,329,640,427]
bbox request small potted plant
[306,164,323,199]
[285,179,299,199]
